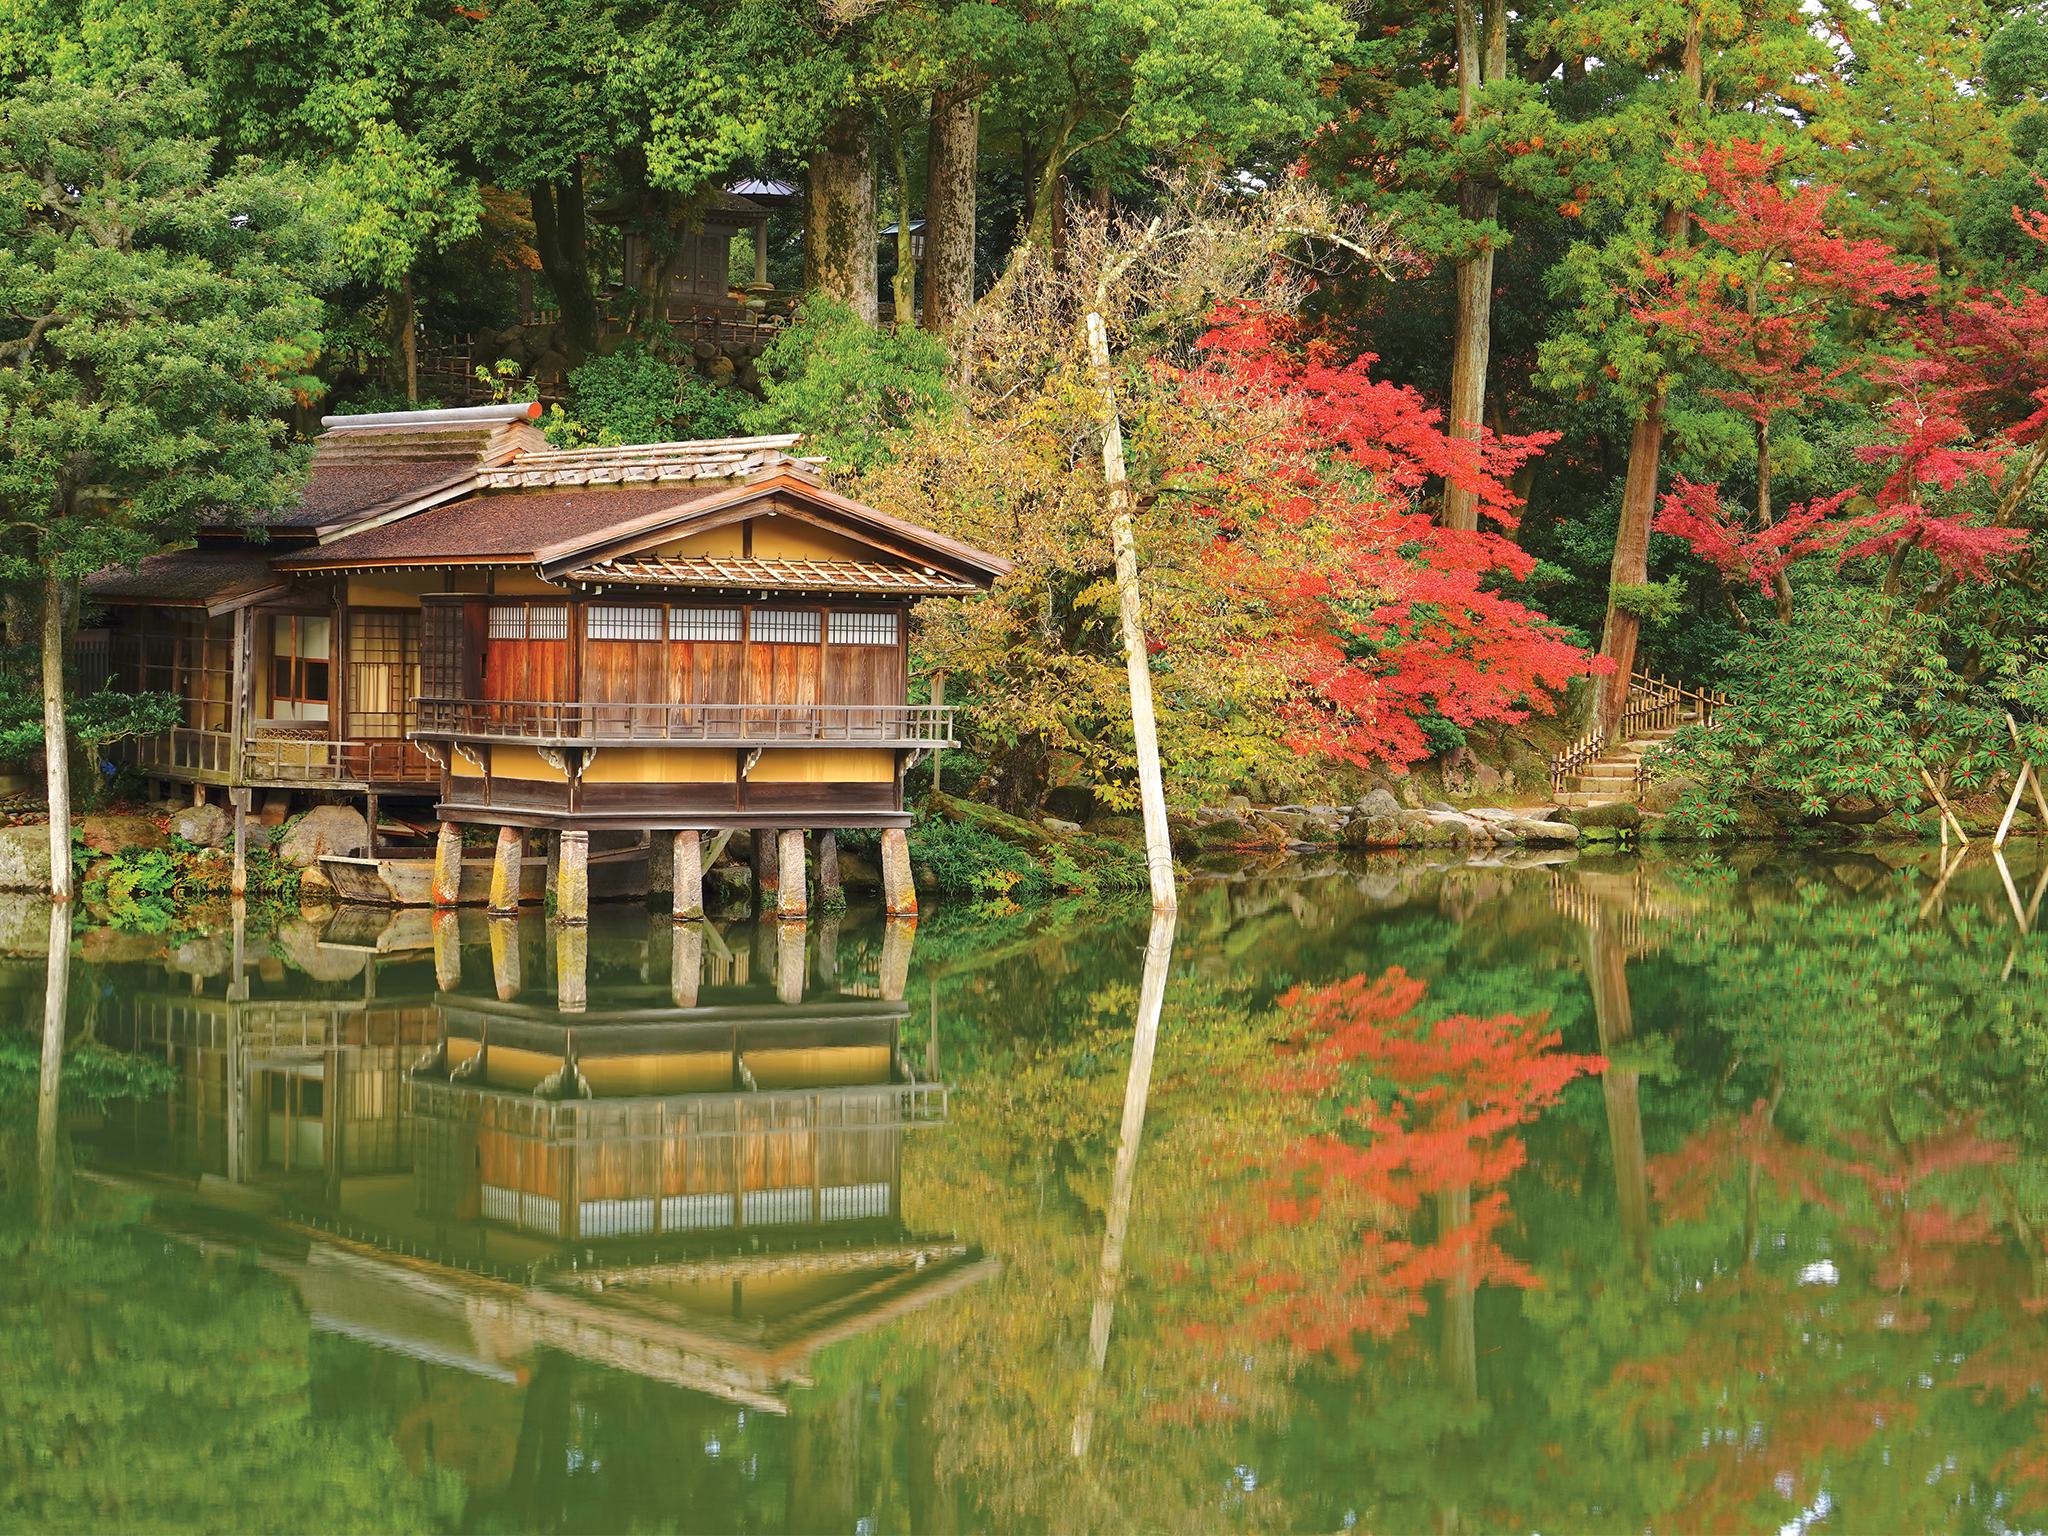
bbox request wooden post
[671,922,703,1008]
[489,916,521,1001]
[556,923,587,1014]
[433,822,464,907]
[880,827,916,916]
[556,830,589,924]
[365,791,380,859]
[777,829,807,919]
[230,787,249,899]
[929,672,946,798]
[488,825,523,913]
[674,830,704,920]
[433,911,462,992]
[815,828,842,908]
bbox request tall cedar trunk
[890,118,915,320]
[529,169,600,364]
[1596,24,1701,734]
[1587,910,1651,1268]
[805,103,878,324]
[37,900,67,1228]
[1598,397,1664,734]
[398,271,418,402]
[921,89,979,337]
[42,570,71,900]
[1442,0,1507,530]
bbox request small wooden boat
[318,845,649,906]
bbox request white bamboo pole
[1071,910,1177,1459]
[1995,848,2028,928]
[1996,763,2032,849]
[1921,768,1970,846]
[1086,310,1176,912]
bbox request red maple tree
[1172,311,1599,767]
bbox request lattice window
[669,607,743,642]
[347,610,420,739]
[751,608,820,645]
[488,604,568,640]
[588,605,663,641]
[829,610,898,646]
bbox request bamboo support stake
[1996,849,2029,929]
[1996,763,2032,849]
[2005,714,2048,831]
[1920,844,1963,920]
[1087,310,1175,912]
[1920,768,1970,846]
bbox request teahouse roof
[233,403,550,535]
[570,554,980,596]
[85,548,289,614]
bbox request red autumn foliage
[1177,311,1600,767]
[1648,147,2048,598]
[1184,967,1605,1371]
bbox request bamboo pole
[1086,310,1176,912]
[1995,848,2028,929]
[2005,715,2048,831]
[1996,763,2032,849]
[1920,768,1970,845]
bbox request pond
[5,843,2047,1534]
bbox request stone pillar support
[432,822,464,907]
[674,830,704,921]
[752,828,779,905]
[776,920,806,1004]
[489,917,522,1001]
[433,911,462,992]
[556,923,587,1014]
[879,916,916,1001]
[777,829,808,919]
[815,828,842,909]
[672,922,703,1008]
[556,830,589,925]
[488,826,524,914]
[881,827,917,916]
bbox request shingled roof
[569,555,981,596]
[275,488,723,570]
[86,548,289,613]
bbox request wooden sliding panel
[484,601,570,733]
[824,609,903,738]
[668,606,743,736]
[583,603,668,736]
[745,607,821,735]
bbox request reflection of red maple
[1631,1104,2048,1524]
[1185,968,1605,1372]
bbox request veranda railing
[1549,671,1732,796]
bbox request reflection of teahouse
[411,993,943,1242]
[86,404,1010,907]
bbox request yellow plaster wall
[580,1053,733,1096]
[582,748,736,784]
[744,1045,892,1089]
[489,746,570,783]
[749,518,876,562]
[496,571,570,595]
[747,748,894,783]
[655,526,744,559]
[451,744,484,778]
[347,573,436,608]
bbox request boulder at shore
[277,805,370,868]
[0,825,51,890]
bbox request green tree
[0,64,326,896]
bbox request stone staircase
[1554,723,1681,809]
[1550,672,1724,808]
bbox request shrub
[744,298,955,472]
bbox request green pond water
[6,844,2048,1534]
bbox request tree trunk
[398,271,418,402]
[1597,395,1664,737]
[1087,312,1176,911]
[922,88,979,338]
[890,117,916,321]
[1441,0,1507,531]
[805,103,878,324]
[1587,908,1651,1269]
[43,570,71,902]
[1024,112,1080,251]
[529,169,600,365]
[38,900,67,1229]
[1755,419,1794,622]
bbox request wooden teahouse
[87,403,1011,914]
